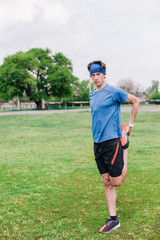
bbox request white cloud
[0,0,36,30]
[0,0,160,88]
[39,0,71,24]
[0,0,71,31]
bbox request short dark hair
[87,60,106,71]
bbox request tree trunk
[17,97,20,110]
[42,99,45,109]
[35,100,42,110]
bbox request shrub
[151,91,160,100]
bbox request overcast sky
[0,0,160,90]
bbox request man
[88,60,139,233]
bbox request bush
[146,80,160,100]
[151,92,160,100]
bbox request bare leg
[101,148,128,215]
[101,173,117,216]
[105,185,117,216]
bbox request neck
[96,82,106,91]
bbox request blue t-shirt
[89,84,128,143]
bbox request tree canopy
[0,48,78,109]
[74,80,90,101]
[146,80,160,100]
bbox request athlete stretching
[88,60,139,233]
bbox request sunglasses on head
[87,60,106,71]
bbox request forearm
[128,100,140,124]
[125,94,140,135]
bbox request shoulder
[107,84,128,95]
[105,84,122,94]
[109,85,128,103]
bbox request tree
[146,80,160,100]
[0,48,78,109]
[117,78,141,96]
[73,80,95,101]
[74,80,90,101]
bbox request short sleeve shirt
[89,84,128,143]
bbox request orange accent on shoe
[111,142,119,165]
[120,123,127,146]
[119,137,126,146]
[99,224,107,233]
[121,123,127,131]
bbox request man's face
[91,72,105,89]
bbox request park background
[0,0,160,111]
[0,0,160,239]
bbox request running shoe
[99,217,120,233]
[120,123,129,149]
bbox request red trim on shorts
[111,142,119,165]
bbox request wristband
[128,123,134,128]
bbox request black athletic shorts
[94,138,124,177]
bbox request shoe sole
[120,123,129,149]
[100,223,120,233]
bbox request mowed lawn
[0,110,159,240]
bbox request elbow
[137,98,140,107]
[134,97,140,107]
[134,98,140,111]
[136,97,140,105]
[132,97,140,110]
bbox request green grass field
[0,111,159,239]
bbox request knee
[113,182,123,187]
[111,179,124,187]
[102,178,111,187]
